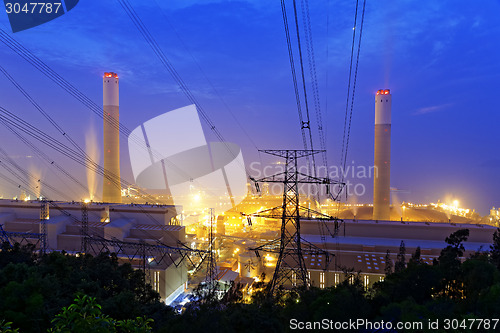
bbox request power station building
[302,218,496,289]
[103,72,122,203]
[373,89,391,220]
[0,199,186,304]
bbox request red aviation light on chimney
[104,72,118,78]
[376,89,390,95]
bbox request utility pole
[81,201,89,253]
[40,199,48,254]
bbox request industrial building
[301,219,497,289]
[0,199,187,304]
[1,197,497,296]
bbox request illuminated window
[153,271,161,292]
[363,275,369,287]
[320,272,325,289]
[335,273,339,285]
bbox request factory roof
[136,224,183,231]
[302,235,490,252]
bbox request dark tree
[384,250,393,275]
[395,241,406,273]
[439,229,470,298]
[444,229,470,254]
[0,242,37,269]
[0,251,167,332]
[409,246,422,265]
[490,228,500,270]
[221,281,243,304]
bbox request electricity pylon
[249,150,342,295]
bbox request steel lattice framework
[249,150,342,295]
[0,223,44,249]
[40,200,48,253]
[81,202,89,253]
[86,236,208,281]
[205,208,218,296]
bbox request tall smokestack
[102,72,122,203]
[373,89,391,220]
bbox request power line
[152,0,260,151]
[339,0,360,187]
[338,0,366,196]
[0,113,187,248]
[342,0,366,180]
[280,0,309,152]
[0,52,223,204]
[0,29,216,194]
[116,0,251,178]
[300,0,328,173]
[291,0,317,178]
[0,105,210,246]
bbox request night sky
[0,0,499,214]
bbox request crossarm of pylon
[330,182,349,201]
[259,149,324,159]
[297,205,340,219]
[251,172,287,183]
[295,172,344,185]
[250,238,281,253]
[3,231,44,240]
[0,230,43,250]
[88,236,208,255]
[88,236,209,274]
[245,205,342,222]
[242,205,284,218]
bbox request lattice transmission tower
[250,150,342,295]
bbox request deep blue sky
[0,0,499,214]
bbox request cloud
[413,103,453,116]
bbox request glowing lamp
[104,72,118,78]
[376,89,391,95]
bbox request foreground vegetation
[2,228,500,332]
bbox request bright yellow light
[453,200,459,208]
[193,194,201,202]
[83,199,91,204]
